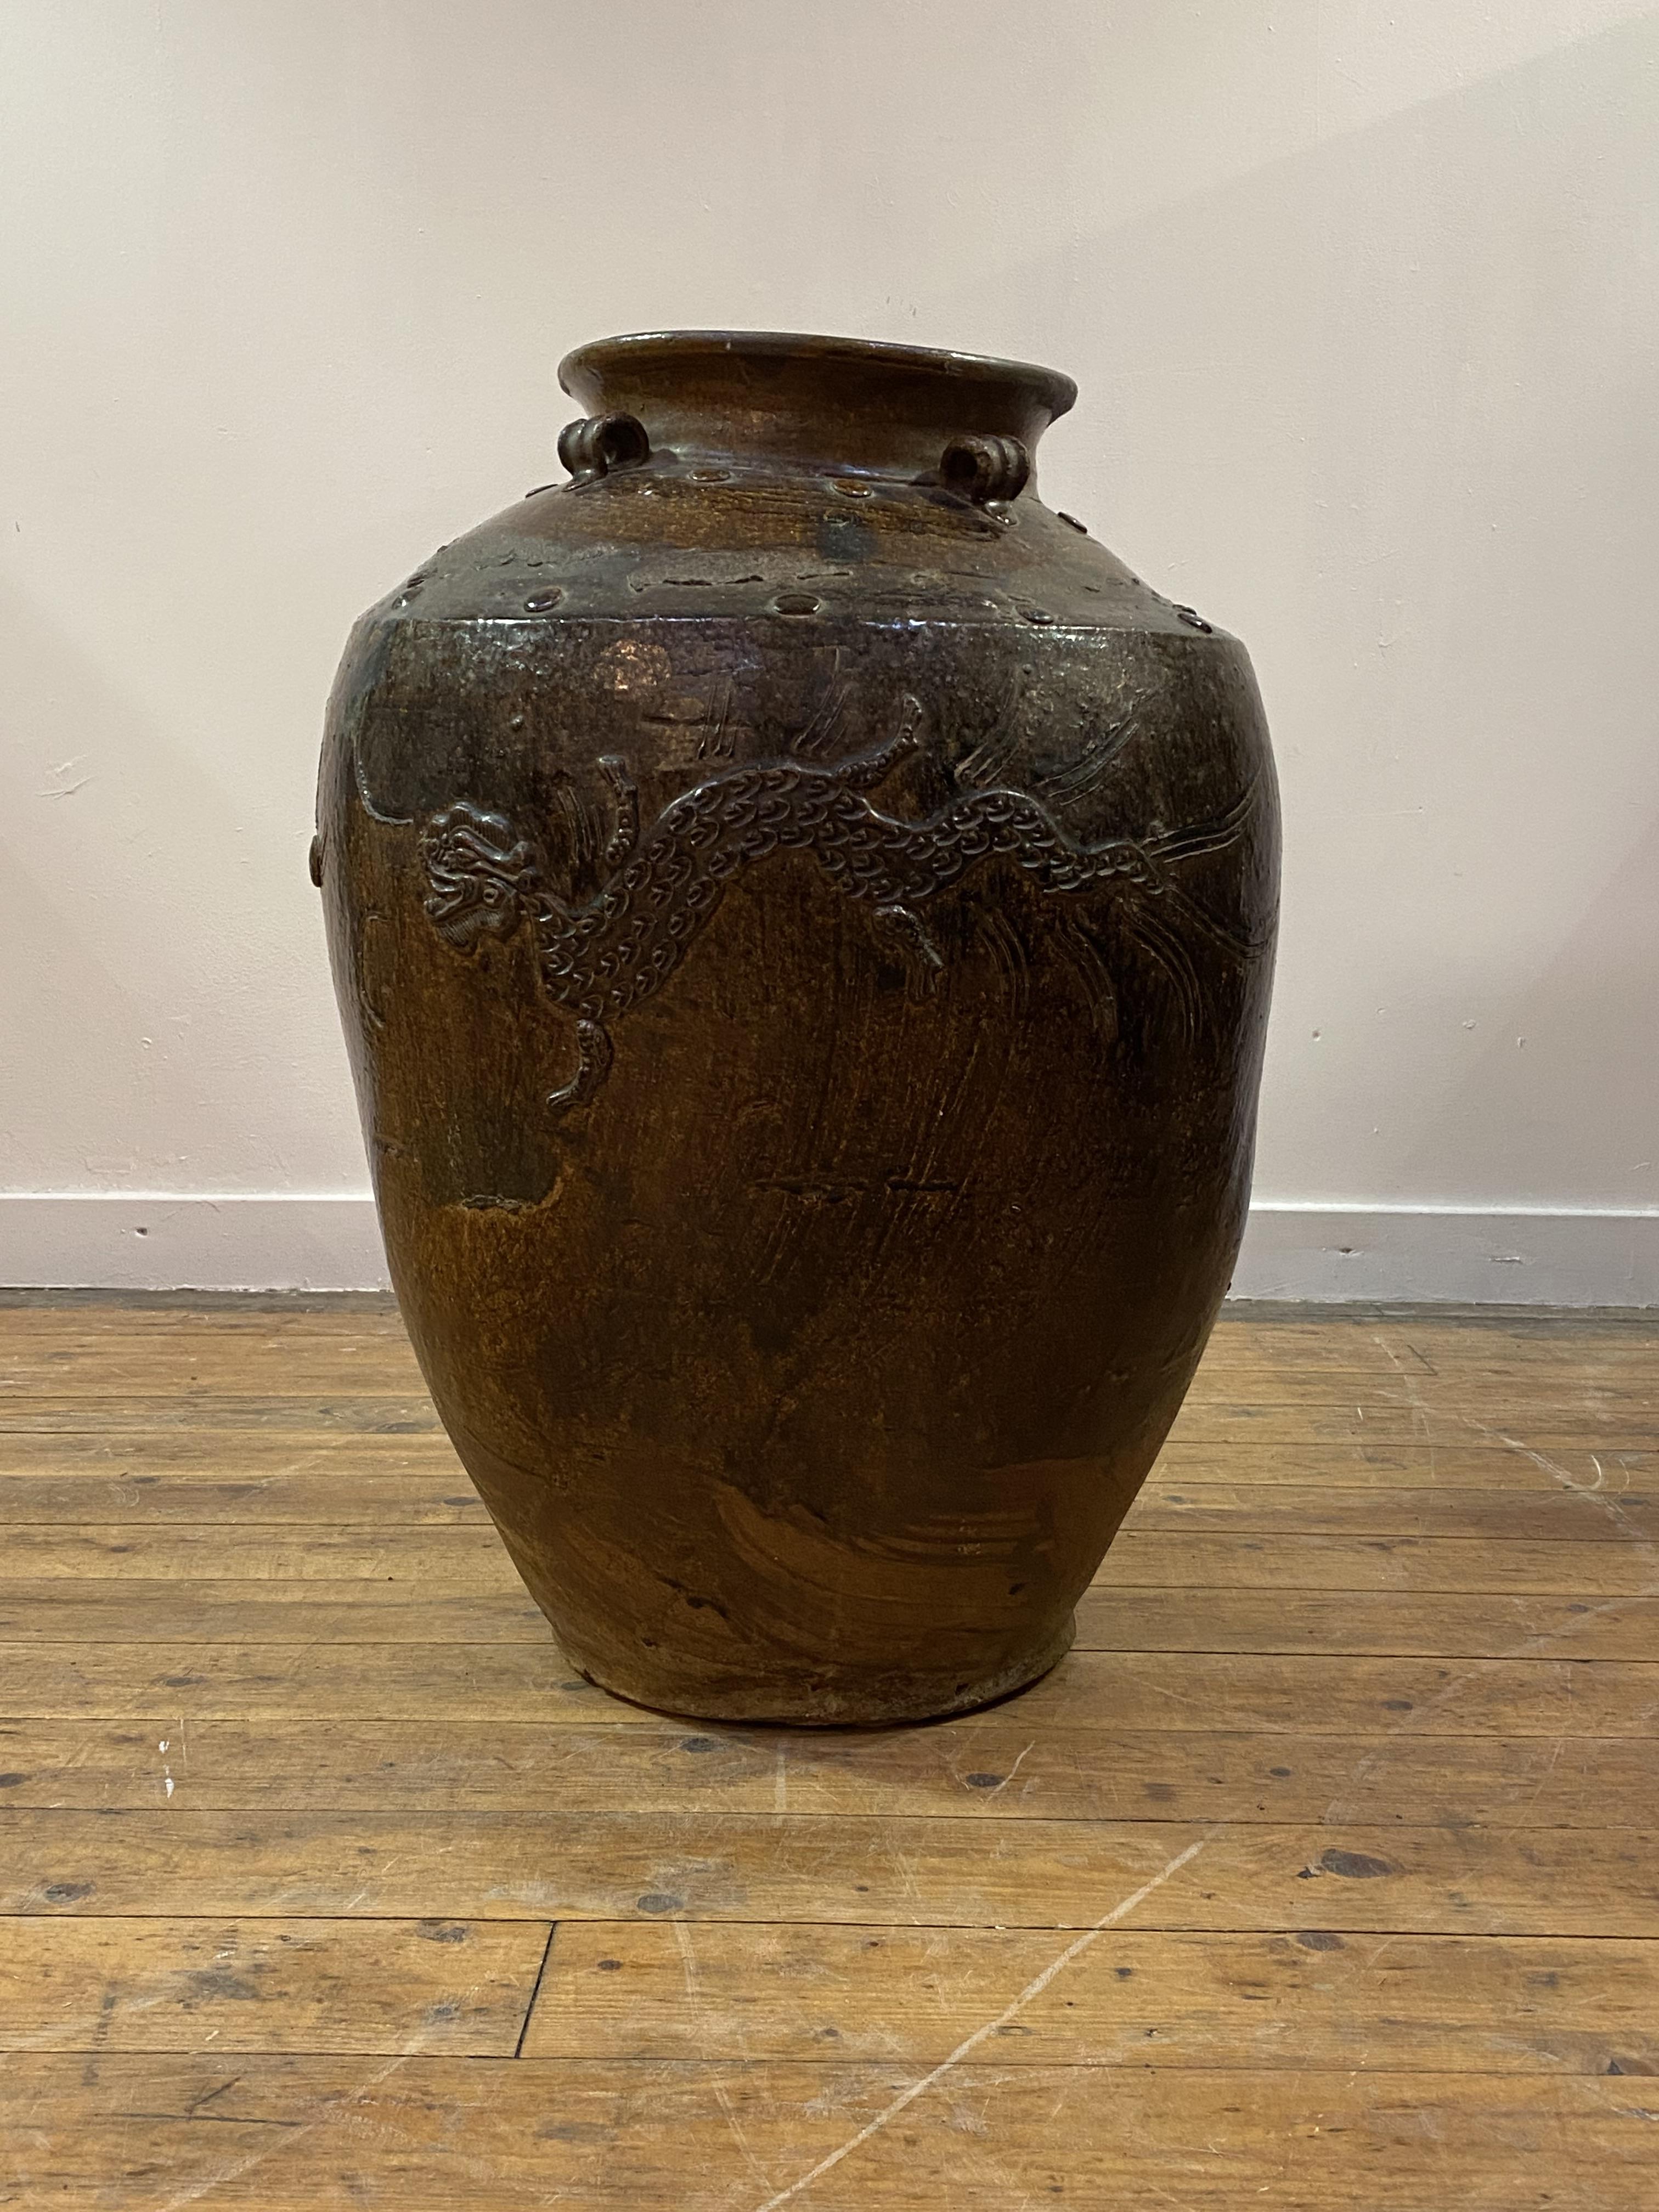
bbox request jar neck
[557,330,1076,481]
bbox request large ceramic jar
[314,331,1279,1723]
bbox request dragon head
[420,804,540,950]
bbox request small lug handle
[939,433,1030,505]
[558,411,651,483]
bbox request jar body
[317,334,1279,1722]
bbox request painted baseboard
[0,1195,393,1294]
[3,1193,1658,1306]
[1230,1204,1659,1307]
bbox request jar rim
[557,330,1077,477]
[560,329,1076,416]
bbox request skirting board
[3,1194,1659,1306]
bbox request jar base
[560,1615,1077,1728]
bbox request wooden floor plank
[1152,1440,1659,1489]
[0,1470,489,1525]
[1,1714,1648,1829]
[5,1432,1650,1498]
[1197,1335,1659,1378]
[1076,1587,1659,1656]
[5,1642,1656,1735]
[529,1921,1659,2074]
[0,1432,460,1475]
[0,2056,1647,2209]
[0,1581,546,1640]
[4,1579,1654,1658]
[1131,1483,1659,1540]
[6,1466,1655,1536]
[0,1396,444,1434]
[1096,1533,1659,1593]
[2,1808,1655,1933]
[0,1915,548,2055]
[3,1303,1652,1372]
[2,1521,1652,1595]
[0,1523,514,1583]
[1166,1400,1659,1450]
[0,1347,427,1396]
[0,1581,547,1641]
[8,1386,1658,1451]
[8,1386,1658,1454]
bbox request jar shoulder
[359,459,1226,641]
[324,599,1274,892]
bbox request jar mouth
[557,329,1077,478]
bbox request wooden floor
[1,1300,1656,2209]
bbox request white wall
[3,0,1657,1299]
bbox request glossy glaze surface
[317,331,1279,1720]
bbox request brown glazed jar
[315,331,1279,1723]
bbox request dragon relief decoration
[418,696,1260,1112]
